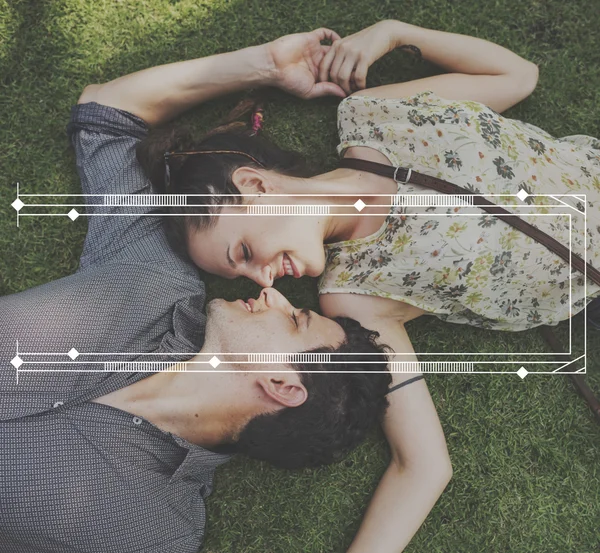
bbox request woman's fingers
[353,57,370,90]
[337,56,358,96]
[318,43,338,83]
[329,50,347,87]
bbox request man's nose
[260,287,293,310]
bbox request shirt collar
[169,433,232,484]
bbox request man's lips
[238,299,252,312]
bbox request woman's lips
[288,255,301,278]
[281,253,301,278]
[238,299,251,312]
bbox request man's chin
[206,298,227,316]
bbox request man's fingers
[311,27,341,43]
[309,81,347,99]
[313,44,332,68]
[319,45,337,83]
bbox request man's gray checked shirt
[0,103,231,553]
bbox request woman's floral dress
[318,92,600,330]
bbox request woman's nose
[252,265,273,288]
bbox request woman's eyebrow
[226,245,236,268]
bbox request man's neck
[92,355,261,448]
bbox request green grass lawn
[1,0,599,551]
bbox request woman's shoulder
[337,90,438,116]
[335,89,500,142]
[337,89,494,116]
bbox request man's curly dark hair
[223,316,391,469]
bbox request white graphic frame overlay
[10,184,588,380]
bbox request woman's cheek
[311,248,327,277]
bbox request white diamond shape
[68,348,79,360]
[11,199,24,212]
[517,367,528,379]
[354,199,366,212]
[68,209,79,221]
[516,189,529,202]
[11,355,23,369]
[209,356,221,368]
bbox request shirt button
[132,417,142,425]
[53,401,64,408]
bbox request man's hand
[266,28,347,99]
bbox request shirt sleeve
[66,102,166,269]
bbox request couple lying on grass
[2,18,599,553]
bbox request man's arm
[70,29,345,269]
[320,293,452,553]
[78,28,345,127]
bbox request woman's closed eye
[241,243,250,263]
[291,311,299,329]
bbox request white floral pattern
[318,92,600,330]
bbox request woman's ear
[256,373,308,408]
[231,167,270,194]
[232,167,281,196]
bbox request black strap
[386,375,425,395]
[339,157,600,287]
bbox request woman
[141,20,600,339]
[135,20,599,551]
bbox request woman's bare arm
[321,20,538,113]
[320,293,452,553]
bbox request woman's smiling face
[186,204,328,287]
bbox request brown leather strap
[340,157,600,286]
[539,326,600,422]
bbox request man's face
[204,288,346,354]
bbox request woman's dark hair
[136,101,311,260]
[218,317,392,470]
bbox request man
[0,30,390,553]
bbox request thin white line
[15,368,580,375]
[14,205,575,210]
[548,195,581,213]
[17,204,93,208]
[16,359,572,365]
[584,194,588,374]
[15,340,19,385]
[16,351,572,358]
[551,354,585,372]
[569,213,572,354]
[15,208,584,362]
[22,200,584,210]
[18,212,576,218]
[16,192,588,198]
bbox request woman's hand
[318,20,401,95]
[266,28,347,99]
